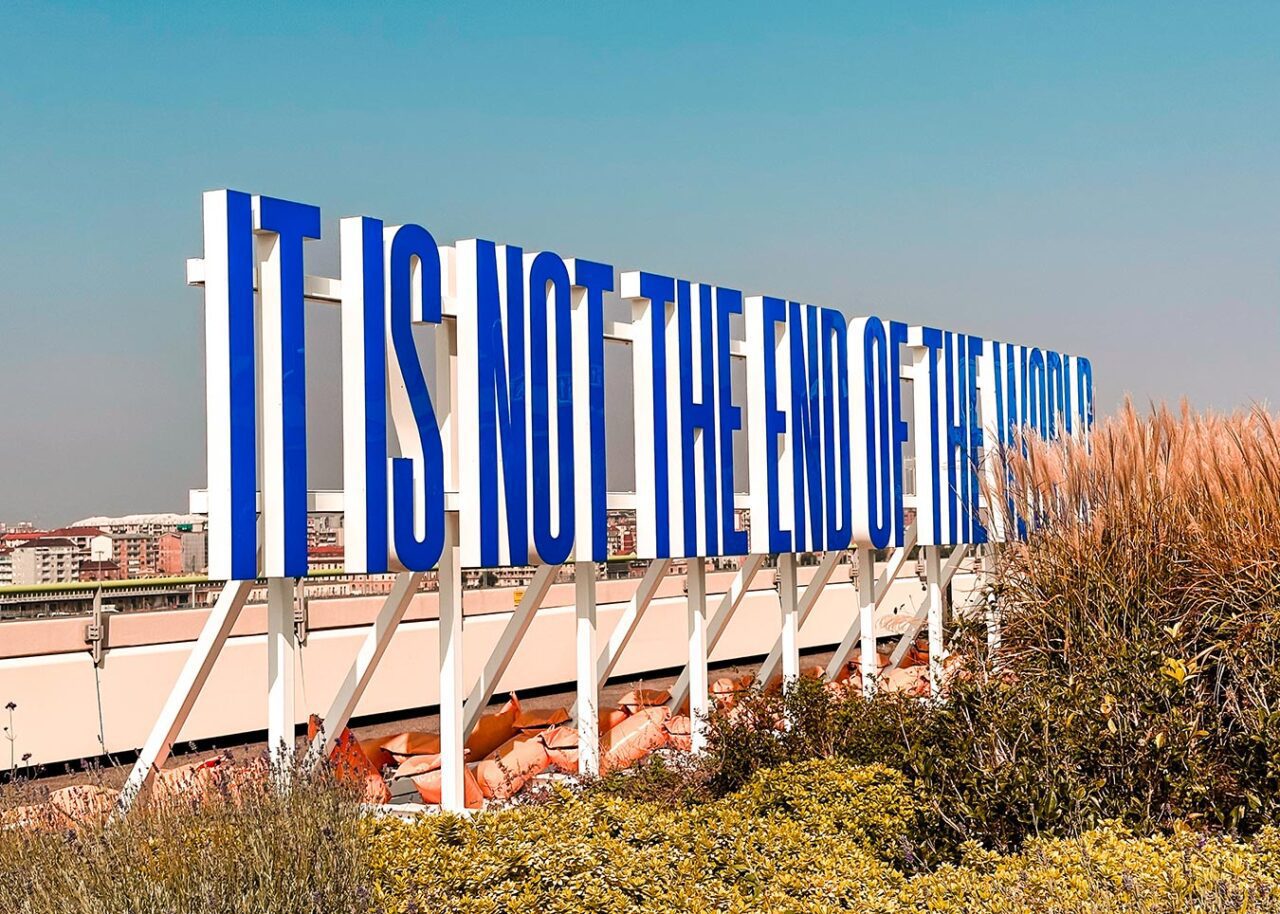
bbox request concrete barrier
[0,565,978,767]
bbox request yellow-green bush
[366,759,1280,914]
[366,761,909,914]
[881,826,1280,914]
[4,758,1279,912]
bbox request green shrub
[367,758,915,913]
[366,760,1280,914]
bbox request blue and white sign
[197,189,1094,580]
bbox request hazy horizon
[2,2,1277,526]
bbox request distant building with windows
[74,514,207,577]
[10,537,79,586]
[0,527,114,584]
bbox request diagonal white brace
[668,553,765,711]
[461,562,559,738]
[824,522,918,682]
[568,558,672,719]
[884,544,969,675]
[306,571,423,763]
[118,579,255,812]
[594,558,670,688]
[756,550,842,687]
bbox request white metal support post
[777,553,800,685]
[118,579,255,811]
[686,558,710,752]
[756,550,841,687]
[307,570,423,761]
[461,563,559,737]
[668,553,765,712]
[438,513,465,812]
[823,523,918,683]
[575,561,600,776]
[568,557,671,722]
[925,546,945,696]
[267,577,298,770]
[982,545,1001,657]
[883,544,968,677]
[588,558,670,694]
[856,547,878,695]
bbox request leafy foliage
[368,761,1280,914]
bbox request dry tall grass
[679,404,1280,853]
[985,401,1280,830]
[0,764,370,914]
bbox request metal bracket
[293,577,308,645]
[84,588,110,667]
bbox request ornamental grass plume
[981,401,1280,834]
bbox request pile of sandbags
[369,686,697,806]
[1,784,120,831]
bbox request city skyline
[2,2,1278,525]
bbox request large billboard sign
[198,190,1093,581]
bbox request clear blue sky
[1,1,1277,524]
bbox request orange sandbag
[619,688,670,713]
[474,736,551,799]
[308,714,390,804]
[408,766,485,809]
[359,738,396,772]
[711,673,756,708]
[379,731,441,760]
[538,725,580,773]
[599,707,630,734]
[765,665,823,694]
[513,706,570,732]
[711,676,742,697]
[881,665,930,696]
[393,753,442,779]
[153,756,225,802]
[219,758,272,804]
[464,694,521,761]
[855,649,892,669]
[664,714,693,752]
[48,785,118,825]
[601,706,670,774]
[1,803,70,831]
[903,642,929,668]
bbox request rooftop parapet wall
[0,565,979,768]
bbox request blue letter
[255,195,320,578]
[476,242,529,566]
[528,251,575,565]
[717,288,748,556]
[387,225,446,571]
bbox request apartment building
[10,537,79,586]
